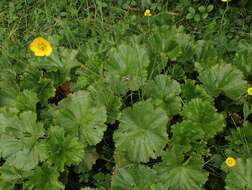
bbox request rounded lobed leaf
[111,164,156,190]
[25,165,64,190]
[198,63,247,100]
[54,91,107,146]
[224,158,252,190]
[47,126,84,171]
[182,98,225,139]
[0,111,46,170]
[105,43,150,94]
[155,150,208,190]
[143,74,181,116]
[114,100,169,163]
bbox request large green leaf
[14,90,38,112]
[155,150,208,190]
[234,42,252,78]
[143,74,181,116]
[111,164,156,190]
[0,69,19,107]
[181,80,212,102]
[171,121,207,155]
[24,165,64,190]
[148,26,181,75]
[20,67,55,105]
[227,121,252,156]
[114,100,169,163]
[105,43,150,94]
[198,63,247,100]
[224,158,252,190]
[88,81,122,124]
[54,91,107,146]
[182,98,225,139]
[0,111,47,170]
[47,126,84,171]
[0,164,23,190]
[37,48,81,85]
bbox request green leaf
[227,121,252,156]
[76,147,98,172]
[0,164,23,190]
[143,74,181,116]
[47,126,84,171]
[188,7,196,14]
[114,100,169,163]
[171,121,207,155]
[148,26,181,75]
[155,150,208,190]
[243,102,252,120]
[93,173,111,190]
[186,13,194,19]
[207,5,214,12]
[198,64,247,100]
[198,6,206,13]
[194,14,201,22]
[224,158,252,190]
[182,98,225,139]
[20,68,55,105]
[111,164,156,190]
[0,111,46,170]
[181,80,213,102]
[150,183,167,190]
[0,69,19,107]
[202,13,208,19]
[105,43,150,94]
[88,81,122,124]
[40,48,81,85]
[234,42,252,78]
[14,90,38,112]
[24,165,64,190]
[54,91,107,146]
[195,40,220,70]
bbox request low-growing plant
[1,0,252,190]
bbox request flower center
[37,42,47,51]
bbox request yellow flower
[225,157,236,168]
[144,9,152,17]
[248,87,252,96]
[30,37,52,57]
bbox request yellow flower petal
[144,9,152,17]
[29,37,52,57]
[247,87,252,96]
[225,157,236,168]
